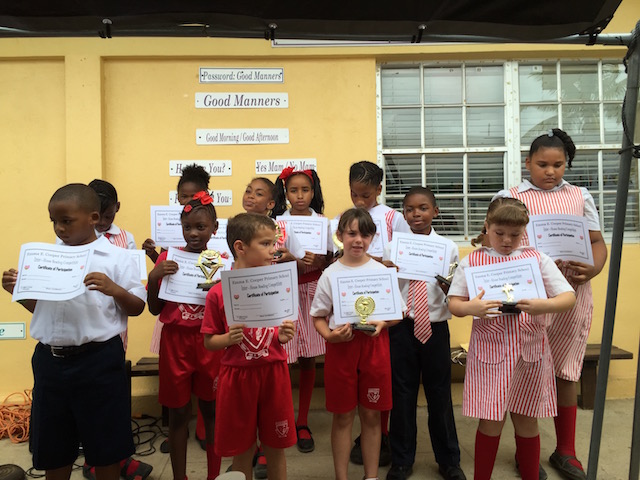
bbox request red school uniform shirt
[154,250,204,329]
[201,282,288,367]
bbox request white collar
[517,178,569,193]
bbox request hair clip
[279,166,314,184]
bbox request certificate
[221,262,299,328]
[150,205,184,248]
[367,216,388,258]
[389,232,451,281]
[158,247,229,306]
[330,268,403,325]
[276,216,328,254]
[207,218,234,260]
[329,217,387,257]
[13,242,93,302]
[128,250,148,281]
[526,214,594,265]
[463,257,547,305]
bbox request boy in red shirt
[202,213,297,480]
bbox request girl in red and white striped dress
[448,198,576,480]
[272,166,331,454]
[494,129,607,479]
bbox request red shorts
[324,330,392,413]
[158,324,221,408]
[214,361,296,457]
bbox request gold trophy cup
[196,250,224,291]
[352,296,377,332]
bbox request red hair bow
[279,166,314,184]
[193,191,214,205]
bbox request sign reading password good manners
[255,158,317,174]
[199,68,284,84]
[197,129,289,145]
[195,93,288,109]
[169,160,232,177]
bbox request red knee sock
[381,410,389,436]
[206,443,221,480]
[515,434,540,480]
[554,404,583,469]
[474,430,501,480]
[296,366,316,429]
[196,406,205,441]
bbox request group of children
[1,127,605,480]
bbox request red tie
[408,280,432,343]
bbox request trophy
[435,262,458,287]
[352,296,377,332]
[332,232,343,258]
[196,250,224,291]
[499,283,520,314]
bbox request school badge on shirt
[239,327,274,360]
[367,388,380,403]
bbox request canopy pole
[586,19,640,480]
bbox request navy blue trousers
[388,318,461,468]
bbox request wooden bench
[579,344,633,410]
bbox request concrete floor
[0,385,636,479]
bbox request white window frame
[376,59,639,243]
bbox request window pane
[563,151,599,191]
[381,68,420,106]
[382,108,421,148]
[520,105,558,145]
[520,64,557,102]
[604,104,623,144]
[384,155,422,197]
[424,107,462,146]
[467,106,504,146]
[424,67,462,105]
[603,192,640,233]
[433,198,465,236]
[469,197,493,236]
[602,63,626,101]
[466,66,503,104]
[603,150,638,190]
[563,104,600,144]
[469,154,504,193]
[425,155,463,194]
[561,64,599,101]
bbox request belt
[41,339,111,359]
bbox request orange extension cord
[0,390,31,443]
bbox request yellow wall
[0,3,639,403]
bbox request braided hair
[528,128,576,168]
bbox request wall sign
[199,68,284,84]
[197,129,289,145]
[169,160,232,177]
[170,190,233,206]
[255,158,317,174]
[0,322,26,340]
[195,93,288,109]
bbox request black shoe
[195,434,207,451]
[254,448,267,479]
[296,425,315,453]
[438,464,467,480]
[350,436,363,465]
[160,438,170,454]
[379,434,392,467]
[386,464,413,480]
[549,451,586,480]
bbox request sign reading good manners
[195,93,288,109]
[199,68,284,84]
[197,129,289,145]
[169,160,232,177]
